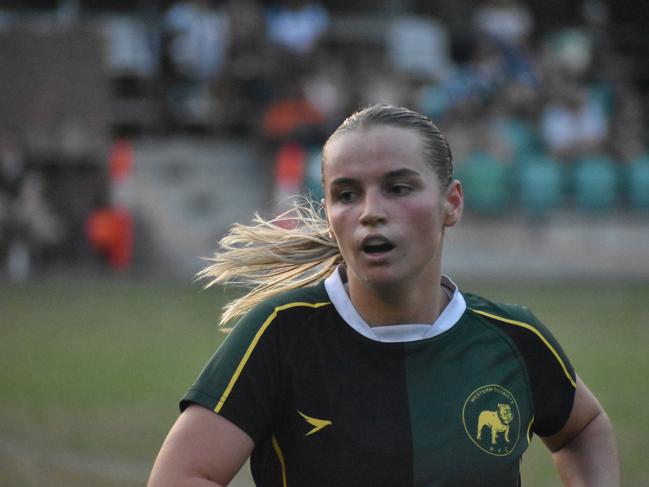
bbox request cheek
[327,208,362,261]
[326,207,350,242]
[401,198,441,223]
[400,202,445,239]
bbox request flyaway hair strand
[197,201,342,326]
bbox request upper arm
[540,376,620,486]
[148,404,254,487]
[540,375,603,452]
[149,303,284,486]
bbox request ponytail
[198,201,342,326]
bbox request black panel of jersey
[181,282,576,486]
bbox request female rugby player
[149,105,619,486]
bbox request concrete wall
[445,213,649,280]
[127,138,271,278]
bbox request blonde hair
[199,104,454,326]
[198,201,342,325]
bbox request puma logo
[298,410,332,436]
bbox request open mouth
[362,238,395,254]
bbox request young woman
[149,105,619,486]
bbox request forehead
[323,126,427,180]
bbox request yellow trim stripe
[214,301,331,413]
[471,309,577,388]
[272,435,288,487]
[526,416,535,445]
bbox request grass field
[1,277,647,486]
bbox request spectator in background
[227,0,266,57]
[542,28,594,81]
[538,27,610,161]
[354,52,410,108]
[0,135,62,281]
[473,0,533,48]
[221,0,273,133]
[473,0,539,91]
[386,14,453,82]
[164,0,229,81]
[579,0,611,51]
[417,25,539,129]
[261,78,326,141]
[302,56,352,125]
[265,0,329,57]
[162,0,230,129]
[540,82,609,161]
[271,141,307,218]
[609,80,647,162]
[0,137,25,279]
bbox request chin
[356,266,407,289]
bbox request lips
[361,236,396,255]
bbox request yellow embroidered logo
[462,385,520,456]
[297,410,332,436]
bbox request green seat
[496,118,540,163]
[573,156,618,210]
[626,155,649,209]
[304,147,324,202]
[457,152,509,213]
[517,155,564,215]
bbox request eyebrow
[384,168,422,179]
[329,168,422,187]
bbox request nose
[359,190,387,226]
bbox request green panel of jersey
[181,279,575,486]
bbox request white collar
[324,266,466,343]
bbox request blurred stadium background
[1,0,648,485]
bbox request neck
[347,272,449,327]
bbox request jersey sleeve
[470,300,577,437]
[500,305,577,437]
[180,301,282,443]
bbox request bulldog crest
[462,385,521,456]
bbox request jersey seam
[468,308,537,439]
[470,308,576,389]
[214,301,331,414]
[271,435,288,487]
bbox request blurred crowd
[152,0,635,155]
[2,0,649,278]
[0,134,63,280]
[145,0,649,212]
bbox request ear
[320,198,338,243]
[320,198,329,221]
[443,180,463,227]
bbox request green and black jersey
[181,268,576,486]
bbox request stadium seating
[516,154,564,215]
[456,152,509,213]
[304,147,325,202]
[626,155,649,209]
[572,155,619,210]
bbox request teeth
[364,238,389,246]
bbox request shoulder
[464,292,536,326]
[463,292,561,353]
[230,283,333,339]
[264,283,333,313]
[463,292,576,390]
